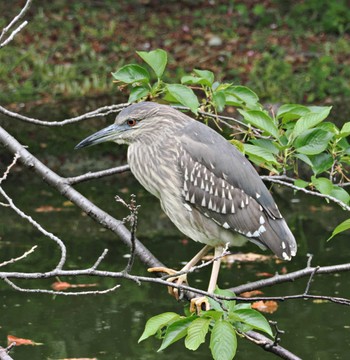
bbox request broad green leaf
[233,303,251,311]
[309,153,334,175]
[136,49,167,78]
[214,287,236,312]
[194,69,215,86]
[230,309,273,337]
[290,107,332,140]
[226,86,259,107]
[294,179,309,189]
[138,312,180,342]
[166,84,199,114]
[251,139,280,155]
[244,144,278,164]
[181,75,205,85]
[158,317,195,352]
[185,317,211,351]
[317,122,339,134]
[294,153,313,167]
[112,64,150,84]
[213,91,226,112]
[276,104,310,121]
[311,176,333,195]
[210,320,237,360]
[294,128,334,155]
[328,218,350,241]
[239,109,279,138]
[340,122,350,138]
[224,93,242,107]
[128,85,150,103]
[330,186,350,205]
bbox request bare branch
[0,186,67,270]
[66,165,130,185]
[3,277,120,296]
[0,345,14,360]
[0,245,37,268]
[0,103,128,126]
[0,0,32,47]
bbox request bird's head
[75,102,184,149]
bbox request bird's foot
[190,296,210,313]
[147,266,188,300]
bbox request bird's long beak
[75,123,122,149]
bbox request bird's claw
[190,296,210,313]
[147,266,188,300]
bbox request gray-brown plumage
[76,102,296,302]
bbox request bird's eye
[127,119,137,127]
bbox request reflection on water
[1,104,350,359]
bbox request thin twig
[0,186,67,270]
[0,245,37,268]
[261,176,350,211]
[3,277,120,296]
[0,0,32,46]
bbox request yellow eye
[127,119,137,127]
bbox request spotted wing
[177,121,297,260]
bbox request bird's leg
[148,244,213,300]
[190,245,224,313]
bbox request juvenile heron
[76,102,297,310]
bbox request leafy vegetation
[139,288,272,360]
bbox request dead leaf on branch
[51,281,98,291]
[251,300,278,314]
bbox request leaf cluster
[138,289,272,360]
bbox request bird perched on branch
[76,102,297,311]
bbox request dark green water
[1,105,350,359]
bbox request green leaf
[294,128,334,155]
[128,86,150,103]
[185,317,211,351]
[290,107,332,140]
[330,186,350,205]
[244,144,278,164]
[194,69,215,86]
[214,287,236,313]
[138,312,180,343]
[294,179,309,189]
[226,86,259,107]
[136,49,167,78]
[158,317,195,352]
[230,309,273,337]
[340,122,350,138]
[276,104,310,121]
[251,139,280,155]
[166,84,199,114]
[294,153,313,167]
[309,153,334,175]
[328,218,350,241]
[181,75,204,85]
[210,320,237,360]
[213,91,226,112]
[311,176,333,195]
[111,64,150,84]
[239,109,279,139]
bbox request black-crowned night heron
[76,102,297,311]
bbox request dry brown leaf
[35,205,62,213]
[252,300,278,314]
[7,335,43,346]
[51,281,98,291]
